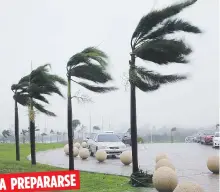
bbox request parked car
[194,132,203,143]
[200,131,215,145]
[87,133,127,157]
[122,132,131,146]
[212,132,220,148]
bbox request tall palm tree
[12,64,67,165]
[66,47,117,170]
[128,0,201,177]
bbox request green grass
[0,143,152,192]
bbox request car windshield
[97,134,121,142]
[215,132,220,137]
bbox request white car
[87,133,127,157]
[212,132,220,148]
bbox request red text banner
[0,170,80,191]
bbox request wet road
[28,143,219,192]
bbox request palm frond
[13,93,29,106]
[77,82,118,93]
[67,53,89,67]
[32,101,56,117]
[11,82,28,91]
[143,18,201,40]
[134,38,191,64]
[136,66,187,85]
[32,94,49,104]
[131,0,197,48]
[82,47,108,59]
[130,72,160,92]
[70,64,112,83]
[47,74,67,86]
[67,47,109,69]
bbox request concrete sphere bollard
[81,142,88,148]
[155,158,175,171]
[120,151,132,165]
[153,166,178,192]
[207,156,219,174]
[155,153,168,163]
[74,142,81,149]
[73,147,79,157]
[64,144,69,155]
[79,148,90,160]
[174,181,204,192]
[95,149,107,162]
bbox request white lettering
[36,176,43,188]
[17,177,24,189]
[30,177,37,189]
[57,175,64,187]
[0,178,6,190]
[43,176,50,188]
[50,176,57,188]
[64,175,70,187]
[24,177,30,189]
[11,178,17,190]
[70,174,76,187]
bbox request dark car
[122,133,131,146]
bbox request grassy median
[0,143,151,192]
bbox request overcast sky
[0,0,218,133]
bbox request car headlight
[121,145,126,148]
[98,146,107,149]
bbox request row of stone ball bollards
[63,142,133,165]
[153,153,219,192]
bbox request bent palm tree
[12,64,67,165]
[66,47,117,170]
[129,0,201,178]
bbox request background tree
[171,127,177,143]
[2,130,11,142]
[93,126,101,131]
[12,64,67,165]
[128,0,201,180]
[50,129,55,142]
[72,119,81,131]
[21,129,28,143]
[41,133,47,143]
[56,131,62,142]
[66,47,117,170]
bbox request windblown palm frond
[70,64,112,83]
[76,82,117,93]
[128,0,201,92]
[131,0,198,48]
[67,46,117,93]
[145,19,201,40]
[12,64,66,116]
[133,39,192,64]
[67,47,108,69]
[32,101,56,117]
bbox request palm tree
[12,64,67,165]
[2,130,11,142]
[66,47,117,170]
[128,0,201,177]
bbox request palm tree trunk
[129,53,139,173]
[29,98,36,165]
[14,100,20,161]
[67,75,74,170]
